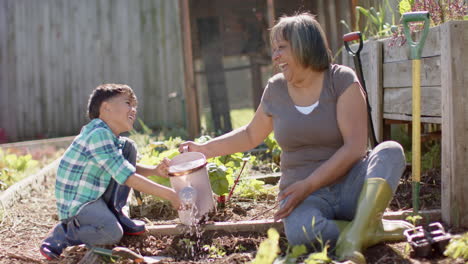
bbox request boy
[40,84,181,260]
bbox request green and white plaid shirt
[55,118,135,220]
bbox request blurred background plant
[0,149,39,191]
[341,0,396,40]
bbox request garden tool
[343,31,378,148]
[404,222,452,258]
[91,246,167,263]
[227,157,249,202]
[335,178,414,264]
[401,11,430,214]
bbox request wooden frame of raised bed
[342,21,468,228]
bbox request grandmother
[180,12,412,263]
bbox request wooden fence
[0,0,186,142]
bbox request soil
[0,168,465,264]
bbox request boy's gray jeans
[282,141,406,248]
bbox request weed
[444,232,468,260]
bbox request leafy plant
[304,245,331,264]
[202,244,226,258]
[400,0,467,27]
[0,149,39,190]
[405,214,423,226]
[264,133,281,171]
[444,232,468,260]
[341,0,396,40]
[252,228,281,264]
[233,178,277,200]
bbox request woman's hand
[178,141,205,154]
[155,158,171,178]
[274,180,312,221]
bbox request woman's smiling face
[271,37,304,83]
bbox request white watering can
[168,151,215,225]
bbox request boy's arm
[124,173,181,209]
[135,158,170,178]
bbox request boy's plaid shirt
[55,118,135,220]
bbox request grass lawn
[201,107,255,132]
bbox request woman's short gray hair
[270,12,332,71]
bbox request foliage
[0,149,39,191]
[232,178,277,200]
[391,124,441,173]
[303,245,331,264]
[252,227,332,264]
[137,134,262,198]
[202,244,226,258]
[405,214,423,226]
[444,232,468,260]
[264,133,281,172]
[252,228,281,264]
[207,152,256,196]
[341,0,396,40]
[399,0,467,27]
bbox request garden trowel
[91,246,168,263]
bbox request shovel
[91,246,168,263]
[401,11,430,214]
[343,31,379,148]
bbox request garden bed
[1,160,465,264]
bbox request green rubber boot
[335,178,413,264]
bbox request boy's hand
[155,158,171,178]
[168,189,182,210]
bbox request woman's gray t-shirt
[261,64,360,190]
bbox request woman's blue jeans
[282,141,406,248]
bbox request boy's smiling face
[100,93,137,136]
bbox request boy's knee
[79,223,123,246]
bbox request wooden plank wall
[441,21,468,228]
[0,0,185,142]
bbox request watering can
[168,150,215,225]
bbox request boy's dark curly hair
[87,83,137,120]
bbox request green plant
[405,214,423,226]
[264,133,281,172]
[444,232,468,260]
[233,178,277,200]
[0,149,39,190]
[202,244,226,258]
[399,0,467,27]
[253,220,333,264]
[341,0,396,40]
[252,228,281,264]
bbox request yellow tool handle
[412,59,421,183]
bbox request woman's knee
[284,211,336,246]
[374,141,405,167]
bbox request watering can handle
[401,11,430,60]
[182,145,189,153]
[343,31,363,56]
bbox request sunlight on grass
[231,108,255,129]
[201,107,255,132]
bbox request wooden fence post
[441,21,468,228]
